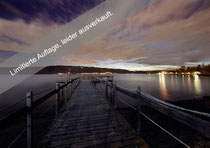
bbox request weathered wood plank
[44,80,145,148]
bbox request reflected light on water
[182,75,186,89]
[194,74,202,95]
[159,74,169,100]
[115,74,210,102]
[187,75,192,92]
[170,75,175,90]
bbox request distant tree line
[175,64,210,74]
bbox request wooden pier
[1,75,210,148]
[45,80,146,147]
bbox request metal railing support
[110,83,113,101]
[69,78,72,96]
[92,77,207,146]
[105,81,108,99]
[94,79,96,86]
[64,81,67,103]
[59,84,63,99]
[136,86,142,137]
[55,82,60,116]
[26,92,33,148]
[62,84,64,98]
[71,79,73,93]
[114,81,118,109]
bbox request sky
[0,0,210,71]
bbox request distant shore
[1,65,210,76]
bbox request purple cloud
[184,0,205,20]
[0,34,29,46]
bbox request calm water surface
[114,74,210,101]
[0,74,210,117]
[0,74,65,117]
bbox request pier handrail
[92,76,210,118]
[92,76,210,141]
[0,77,79,121]
[0,84,56,119]
[0,76,80,148]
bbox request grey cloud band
[0,0,156,94]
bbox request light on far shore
[159,71,201,75]
[159,71,166,75]
[194,71,201,75]
[81,72,113,75]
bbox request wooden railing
[0,76,80,148]
[92,76,210,148]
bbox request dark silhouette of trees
[176,64,210,75]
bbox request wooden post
[105,81,108,99]
[99,79,101,90]
[69,78,72,96]
[76,78,78,86]
[71,79,73,93]
[64,81,67,103]
[59,84,62,99]
[26,92,33,148]
[55,82,60,116]
[110,84,113,101]
[136,86,142,137]
[74,79,78,88]
[94,78,96,86]
[59,81,64,99]
[114,81,118,109]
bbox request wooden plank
[44,80,144,148]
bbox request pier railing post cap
[27,91,32,97]
[56,82,60,89]
[26,92,33,107]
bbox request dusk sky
[0,0,210,71]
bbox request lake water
[0,74,210,117]
[114,74,210,101]
[0,74,65,117]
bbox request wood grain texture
[44,80,146,148]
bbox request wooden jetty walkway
[2,76,210,148]
[45,80,146,148]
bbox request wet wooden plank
[45,80,147,148]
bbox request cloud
[1,0,209,70]
[184,0,205,19]
[0,34,29,46]
[0,49,17,58]
[141,40,173,51]
[0,18,59,52]
[0,0,105,24]
[61,0,210,70]
[0,0,105,62]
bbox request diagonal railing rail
[0,76,80,148]
[92,76,210,148]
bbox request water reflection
[193,74,202,95]
[170,75,175,90]
[187,75,192,92]
[182,75,186,91]
[115,74,210,101]
[159,74,169,100]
